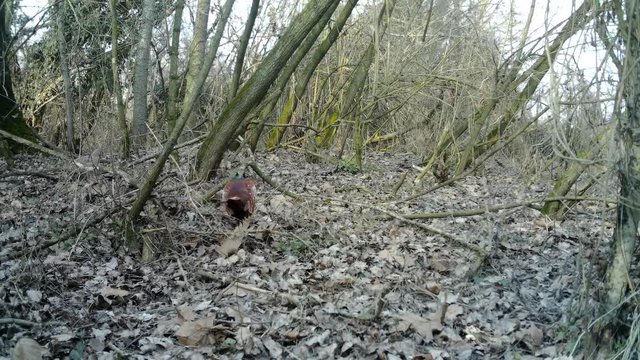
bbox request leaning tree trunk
[246,0,342,151]
[125,0,235,258]
[195,0,340,180]
[0,0,36,157]
[417,0,593,183]
[51,0,75,153]
[130,0,155,149]
[588,0,640,357]
[109,0,130,157]
[230,0,260,99]
[246,0,357,153]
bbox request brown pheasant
[222,172,256,220]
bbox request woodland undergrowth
[0,148,619,359]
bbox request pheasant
[222,172,256,220]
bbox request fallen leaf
[236,326,252,347]
[12,337,48,360]
[515,324,544,350]
[26,289,42,302]
[99,287,129,298]
[263,337,283,358]
[51,333,75,342]
[104,257,118,270]
[378,248,416,267]
[445,304,464,322]
[89,328,111,352]
[425,281,441,295]
[176,304,197,322]
[175,317,223,346]
[396,313,442,342]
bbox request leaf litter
[0,150,615,359]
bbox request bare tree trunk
[230,0,260,99]
[131,0,155,149]
[51,0,75,153]
[195,0,340,180]
[109,0,130,157]
[588,0,640,357]
[125,0,235,256]
[183,0,211,135]
[0,0,35,156]
[166,0,185,135]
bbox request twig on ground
[305,192,487,260]
[0,318,39,327]
[359,284,393,321]
[0,129,71,160]
[0,171,58,181]
[198,179,227,203]
[383,196,616,220]
[176,256,195,296]
[248,162,301,200]
[369,202,486,258]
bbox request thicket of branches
[7,0,607,166]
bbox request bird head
[231,171,247,180]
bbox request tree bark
[183,0,211,133]
[0,0,36,152]
[335,0,397,169]
[541,129,608,219]
[166,0,186,135]
[590,0,640,356]
[131,0,155,149]
[195,0,340,180]
[230,0,260,99]
[109,0,130,157]
[249,0,357,153]
[248,0,341,150]
[51,0,75,153]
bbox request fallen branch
[0,318,38,327]
[198,179,228,203]
[387,196,615,220]
[0,171,58,181]
[306,192,486,258]
[0,129,71,160]
[369,202,486,258]
[0,129,138,188]
[248,162,301,200]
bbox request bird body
[222,174,256,220]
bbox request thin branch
[0,171,58,181]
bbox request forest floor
[0,149,616,359]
